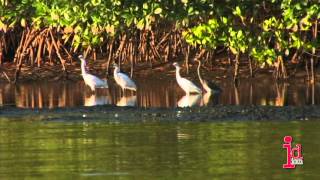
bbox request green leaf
[188,7,194,14]
[91,0,101,6]
[230,47,238,54]
[221,17,228,24]
[20,18,26,27]
[233,6,242,17]
[154,7,162,15]
[181,0,188,4]
[143,3,148,10]
[137,19,145,30]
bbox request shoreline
[0,58,317,83]
[1,105,318,121]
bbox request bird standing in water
[195,59,221,94]
[173,62,202,95]
[113,63,137,93]
[79,55,108,92]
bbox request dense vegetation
[0,0,319,82]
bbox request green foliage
[183,17,226,49]
[0,0,319,66]
[184,0,320,65]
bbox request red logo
[283,136,303,169]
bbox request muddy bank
[0,105,319,121]
[1,55,318,83]
[0,60,227,83]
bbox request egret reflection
[84,94,110,107]
[116,95,137,107]
[0,79,318,108]
[201,92,220,106]
[177,94,202,108]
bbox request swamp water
[0,78,320,108]
[0,79,320,179]
[0,119,319,179]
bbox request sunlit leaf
[20,18,26,27]
[91,0,101,6]
[181,0,188,4]
[137,19,145,30]
[154,7,162,15]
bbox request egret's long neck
[114,67,120,76]
[81,60,87,75]
[197,62,204,84]
[175,67,181,80]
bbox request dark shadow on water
[0,78,319,108]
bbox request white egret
[195,59,221,94]
[173,62,202,95]
[79,55,108,92]
[113,63,137,93]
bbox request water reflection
[0,120,319,179]
[116,95,137,107]
[202,92,220,106]
[275,83,288,106]
[0,78,319,108]
[84,93,111,107]
[177,94,202,107]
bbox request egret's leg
[119,88,124,97]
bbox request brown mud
[0,105,318,121]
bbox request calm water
[0,119,319,179]
[0,78,319,108]
[1,78,319,178]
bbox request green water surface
[0,118,319,179]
